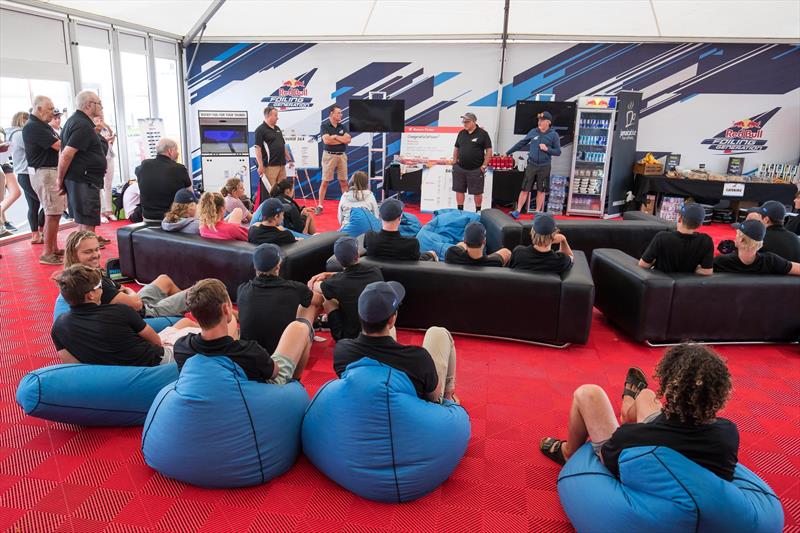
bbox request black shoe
[3,222,16,232]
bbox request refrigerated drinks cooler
[567,96,617,217]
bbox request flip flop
[623,367,648,401]
[539,436,567,466]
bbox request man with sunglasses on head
[452,112,492,212]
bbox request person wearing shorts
[317,105,352,214]
[174,278,315,385]
[452,112,492,211]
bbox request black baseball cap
[334,236,359,267]
[464,221,487,247]
[537,111,553,122]
[174,188,199,204]
[253,243,284,272]
[679,203,705,226]
[732,219,766,241]
[358,281,405,323]
[532,214,556,235]
[379,198,404,221]
[756,200,786,222]
[261,198,285,219]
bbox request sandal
[30,238,44,244]
[539,437,567,466]
[623,367,648,401]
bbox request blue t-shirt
[321,119,349,153]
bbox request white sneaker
[314,205,324,215]
[100,216,109,224]
[107,214,117,221]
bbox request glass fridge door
[567,109,615,216]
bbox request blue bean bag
[416,209,480,259]
[340,207,382,237]
[53,294,181,333]
[16,363,178,426]
[399,212,422,237]
[302,358,470,502]
[142,355,309,488]
[558,442,783,533]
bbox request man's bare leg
[273,321,313,379]
[561,384,620,460]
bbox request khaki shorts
[263,165,287,188]
[266,353,297,385]
[322,151,348,182]
[32,168,67,215]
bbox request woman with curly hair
[198,192,247,241]
[539,343,739,481]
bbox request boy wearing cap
[364,198,437,261]
[248,197,297,246]
[452,112,492,211]
[755,200,800,262]
[334,281,458,403]
[308,236,384,341]
[509,215,573,273]
[639,203,713,275]
[445,221,511,267]
[174,278,313,384]
[506,111,562,218]
[237,243,322,354]
[713,219,800,275]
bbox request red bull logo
[278,79,308,97]
[725,118,763,139]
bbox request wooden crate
[633,163,664,176]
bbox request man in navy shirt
[506,111,562,218]
[317,105,351,214]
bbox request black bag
[105,258,134,284]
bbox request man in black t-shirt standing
[308,236,384,341]
[751,200,800,262]
[510,214,573,273]
[253,106,294,206]
[639,203,713,275]
[539,343,739,482]
[452,112,492,212]
[445,221,511,267]
[364,198,437,261]
[317,105,351,214]
[58,91,107,233]
[713,219,800,276]
[333,281,458,403]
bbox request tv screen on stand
[513,100,577,146]
[349,99,406,133]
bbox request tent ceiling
[28,0,800,41]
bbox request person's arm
[338,132,352,144]
[137,324,163,347]
[110,289,144,312]
[481,147,492,171]
[308,271,336,291]
[639,235,658,269]
[337,195,346,225]
[548,132,562,156]
[790,261,800,276]
[639,258,654,269]
[695,266,713,276]
[227,207,244,225]
[321,134,340,145]
[368,193,380,218]
[506,131,534,155]
[253,134,265,175]
[695,239,714,275]
[285,147,293,164]
[57,146,78,193]
[57,349,81,364]
[553,232,574,259]
[452,147,458,165]
[50,139,62,151]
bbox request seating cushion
[399,212,422,237]
[340,207,382,238]
[302,358,470,502]
[142,355,308,488]
[16,363,178,426]
[558,443,783,533]
[417,209,480,258]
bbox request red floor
[0,201,797,533]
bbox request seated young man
[750,200,800,262]
[248,198,297,246]
[445,221,511,266]
[63,230,189,318]
[308,236,384,341]
[237,243,323,353]
[714,219,800,276]
[51,265,197,366]
[539,343,739,482]
[509,214,573,273]
[174,278,313,384]
[333,281,458,403]
[364,198,436,261]
[639,203,713,275]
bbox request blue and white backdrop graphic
[187,42,800,198]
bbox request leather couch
[481,209,669,263]
[621,210,676,229]
[357,252,595,346]
[591,248,800,344]
[117,224,344,300]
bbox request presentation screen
[349,99,405,133]
[513,101,577,145]
[200,126,249,153]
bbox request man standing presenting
[317,105,351,214]
[58,90,107,234]
[452,112,492,212]
[506,111,562,218]
[22,95,64,265]
[254,106,293,206]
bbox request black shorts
[66,179,101,226]
[452,164,485,195]
[1,163,12,174]
[522,164,551,193]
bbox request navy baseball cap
[464,221,487,247]
[537,111,553,122]
[732,219,766,241]
[174,188,199,204]
[358,281,405,323]
[756,200,786,222]
[532,214,557,235]
[261,198,286,219]
[334,236,359,267]
[680,203,705,226]
[379,198,404,221]
[253,243,283,272]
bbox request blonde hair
[220,178,242,197]
[64,230,100,269]
[736,230,763,253]
[198,192,225,230]
[532,230,555,248]
[11,111,29,128]
[350,171,369,202]
[164,201,195,223]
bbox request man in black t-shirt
[510,214,573,273]
[253,106,294,205]
[445,221,511,267]
[539,343,739,482]
[237,244,322,354]
[364,198,437,261]
[248,198,297,246]
[713,219,800,276]
[309,236,384,341]
[58,91,107,232]
[786,191,800,236]
[750,200,800,262]
[639,203,713,274]
[136,138,192,221]
[452,112,492,212]
[174,278,314,384]
[333,281,458,403]
[317,105,352,214]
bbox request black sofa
[621,210,677,229]
[591,248,800,344]
[356,251,595,346]
[481,208,670,263]
[117,224,344,300]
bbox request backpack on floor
[105,258,134,284]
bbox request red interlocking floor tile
[0,206,798,532]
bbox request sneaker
[314,205,324,215]
[510,210,520,220]
[39,253,63,265]
[3,222,17,232]
[100,216,109,224]
[313,335,327,343]
[107,214,117,221]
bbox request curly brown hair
[654,343,732,424]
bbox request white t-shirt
[338,189,379,225]
[123,181,140,217]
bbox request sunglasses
[88,280,102,292]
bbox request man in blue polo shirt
[317,105,351,214]
[506,111,562,219]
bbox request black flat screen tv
[349,99,405,133]
[513,100,577,145]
